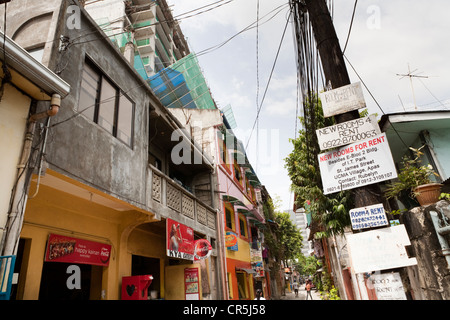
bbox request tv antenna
[396,64,428,110]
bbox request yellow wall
[165,264,201,300]
[19,172,158,300]
[0,84,31,235]
[226,237,251,262]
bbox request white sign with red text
[318,133,397,195]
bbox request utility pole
[304,0,382,207]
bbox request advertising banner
[349,203,389,230]
[184,268,200,300]
[44,234,111,266]
[225,231,238,251]
[318,133,397,195]
[319,82,366,118]
[251,242,264,277]
[194,239,212,261]
[167,218,195,261]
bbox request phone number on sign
[325,172,394,194]
[321,129,379,149]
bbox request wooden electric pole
[304,0,383,208]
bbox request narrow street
[279,288,322,301]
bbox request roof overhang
[0,31,70,100]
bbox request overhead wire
[342,0,358,55]
[245,7,291,150]
[255,0,260,170]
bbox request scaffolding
[148,53,216,110]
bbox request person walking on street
[305,280,313,300]
[254,289,266,300]
[293,282,299,297]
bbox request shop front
[38,233,111,300]
[12,170,154,300]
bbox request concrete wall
[3,1,158,210]
[402,200,450,300]
[0,84,31,241]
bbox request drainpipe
[1,94,61,256]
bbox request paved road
[279,288,322,300]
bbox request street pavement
[279,288,322,300]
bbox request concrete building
[0,0,222,300]
[83,0,189,77]
[287,209,311,257]
[0,31,70,300]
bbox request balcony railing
[148,165,216,230]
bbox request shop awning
[237,208,255,217]
[222,195,246,208]
[236,268,256,274]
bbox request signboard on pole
[349,203,389,230]
[319,82,366,118]
[370,272,407,300]
[347,225,417,274]
[318,133,397,195]
[316,115,381,151]
[167,218,195,260]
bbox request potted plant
[385,146,442,206]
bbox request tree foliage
[284,96,352,238]
[262,197,303,266]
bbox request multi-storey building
[0,0,222,300]
[84,0,189,77]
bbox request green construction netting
[148,53,216,110]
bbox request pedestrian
[254,289,266,300]
[305,280,313,300]
[293,282,299,297]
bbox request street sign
[347,225,417,273]
[319,82,366,118]
[349,203,389,230]
[318,133,397,195]
[316,115,381,151]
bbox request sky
[170,0,450,211]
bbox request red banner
[45,234,111,267]
[167,218,194,260]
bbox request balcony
[147,164,216,231]
[135,37,154,55]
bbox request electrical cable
[245,9,291,150]
[255,0,260,170]
[342,0,357,55]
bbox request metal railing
[0,255,16,300]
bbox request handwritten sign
[350,203,389,230]
[370,273,407,300]
[319,82,366,118]
[318,133,397,195]
[316,115,380,151]
[347,225,417,273]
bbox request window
[225,207,234,230]
[79,60,135,147]
[239,215,247,238]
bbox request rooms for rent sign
[318,133,397,195]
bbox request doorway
[132,255,161,299]
[38,261,103,300]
